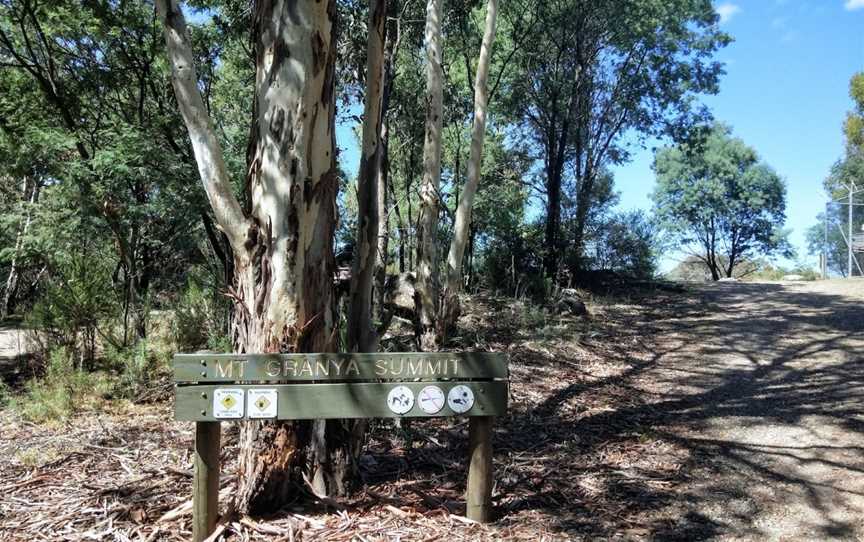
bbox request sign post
[173,352,508,540]
[192,422,220,541]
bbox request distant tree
[844,72,864,152]
[501,0,730,279]
[652,123,791,281]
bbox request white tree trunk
[442,0,498,330]
[415,0,444,350]
[158,0,344,513]
[157,1,249,251]
[348,0,388,353]
[2,177,39,319]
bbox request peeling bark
[347,0,388,353]
[159,0,345,514]
[415,0,444,351]
[442,0,498,334]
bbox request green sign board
[173,351,507,539]
[173,352,508,421]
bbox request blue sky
[336,0,864,272]
[612,0,864,270]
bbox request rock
[384,272,417,313]
[782,274,805,281]
[555,289,588,316]
[718,277,738,282]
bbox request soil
[0,279,862,540]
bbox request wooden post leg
[193,421,221,542]
[467,416,494,522]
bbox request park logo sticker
[247,389,278,419]
[213,388,244,419]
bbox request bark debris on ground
[1,279,862,541]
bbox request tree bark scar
[286,189,299,268]
[304,177,313,205]
[254,220,273,317]
[311,32,326,77]
[270,107,285,142]
[244,221,260,251]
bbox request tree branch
[155,0,249,250]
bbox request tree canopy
[652,123,790,280]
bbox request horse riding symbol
[391,393,410,407]
[386,385,415,415]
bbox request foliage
[12,347,112,423]
[586,210,659,279]
[805,73,864,278]
[844,72,864,151]
[498,0,730,276]
[743,262,819,282]
[171,276,231,352]
[805,204,863,278]
[653,123,791,280]
[25,249,121,363]
[105,341,153,399]
[0,379,9,408]
[0,0,737,423]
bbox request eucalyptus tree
[503,0,730,279]
[652,123,790,280]
[441,0,498,332]
[156,0,366,510]
[347,0,388,353]
[414,0,445,350]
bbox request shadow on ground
[350,282,864,540]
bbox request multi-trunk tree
[158,0,353,511]
[503,0,729,280]
[652,123,790,280]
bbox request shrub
[105,341,152,398]
[25,251,119,365]
[12,347,111,423]
[172,278,230,352]
[0,379,10,408]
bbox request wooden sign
[174,352,507,421]
[174,352,508,382]
[174,352,508,540]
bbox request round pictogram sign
[417,385,446,414]
[387,385,415,415]
[447,385,475,414]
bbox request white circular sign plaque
[387,385,415,415]
[417,385,446,414]
[447,385,475,414]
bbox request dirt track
[1,279,862,541]
[638,279,864,540]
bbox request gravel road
[641,279,864,540]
